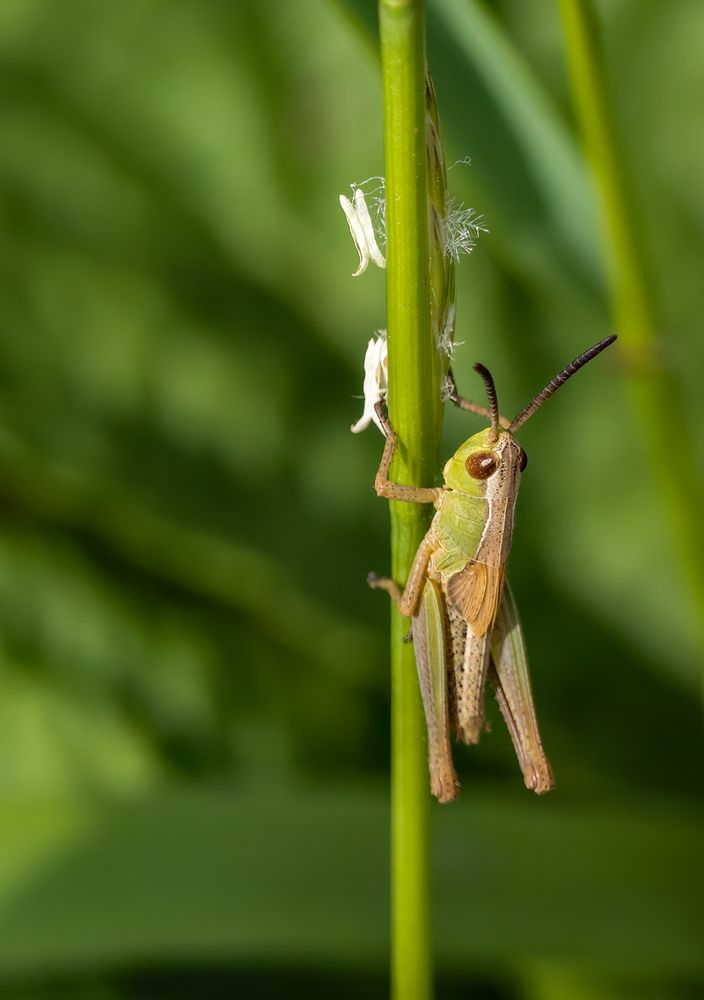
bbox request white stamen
[339,187,386,276]
[352,188,386,270]
[444,198,488,261]
[351,332,388,434]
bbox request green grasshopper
[369,335,616,802]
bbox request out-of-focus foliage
[0,1,701,997]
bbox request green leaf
[0,785,699,981]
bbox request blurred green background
[0,0,702,997]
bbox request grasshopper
[369,336,617,802]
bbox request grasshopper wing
[412,579,459,803]
[446,560,504,637]
[489,581,554,794]
[445,561,504,744]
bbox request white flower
[339,187,386,276]
[351,332,388,434]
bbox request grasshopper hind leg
[445,601,465,740]
[446,601,491,745]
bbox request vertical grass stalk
[379,1,441,997]
[559,0,704,646]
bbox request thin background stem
[379,1,441,997]
[559,0,704,650]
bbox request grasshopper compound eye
[519,448,528,472]
[465,451,499,480]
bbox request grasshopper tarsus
[445,367,459,403]
[367,572,403,606]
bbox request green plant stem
[559,0,704,647]
[379,1,441,998]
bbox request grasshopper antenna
[473,363,500,444]
[508,335,617,434]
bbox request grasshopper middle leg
[368,536,435,619]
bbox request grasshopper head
[443,362,526,496]
[442,335,617,496]
[443,428,526,496]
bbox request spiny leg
[456,630,492,744]
[445,601,467,739]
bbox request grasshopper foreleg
[373,404,441,505]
